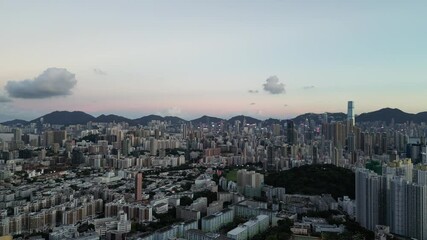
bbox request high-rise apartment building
[12,128,22,142]
[53,130,67,147]
[135,172,143,202]
[122,138,131,156]
[150,137,158,156]
[44,130,67,147]
[356,163,427,239]
[406,182,427,239]
[389,177,408,236]
[355,168,385,231]
[287,120,296,145]
[237,169,264,197]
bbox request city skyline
[1,1,426,122]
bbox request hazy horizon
[1,106,425,123]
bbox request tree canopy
[264,164,355,199]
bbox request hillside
[0,119,29,126]
[3,107,427,126]
[30,111,95,125]
[164,116,187,124]
[356,108,411,124]
[264,164,355,199]
[190,115,224,125]
[95,114,134,124]
[228,115,261,125]
[133,115,165,125]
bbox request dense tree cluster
[264,164,355,199]
[252,219,293,240]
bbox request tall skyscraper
[135,172,143,201]
[287,120,296,145]
[347,101,355,127]
[266,145,274,170]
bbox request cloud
[263,76,285,94]
[5,68,77,99]
[284,104,288,107]
[303,85,315,90]
[248,90,259,94]
[0,95,12,103]
[93,68,107,75]
[250,102,256,105]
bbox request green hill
[264,164,355,199]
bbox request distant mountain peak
[2,107,427,126]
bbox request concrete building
[207,201,223,215]
[185,229,232,240]
[355,168,385,231]
[236,170,264,198]
[232,200,276,225]
[135,172,143,202]
[227,225,247,240]
[389,177,407,236]
[406,183,427,240]
[347,101,355,131]
[176,206,201,221]
[227,215,269,240]
[201,209,234,233]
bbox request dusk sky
[1,0,426,122]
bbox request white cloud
[263,76,285,94]
[5,68,77,99]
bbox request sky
[0,0,426,122]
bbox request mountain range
[1,108,427,127]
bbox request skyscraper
[356,163,427,239]
[135,172,143,202]
[287,120,296,145]
[355,168,385,231]
[12,128,22,142]
[389,177,408,236]
[347,101,355,128]
[406,182,427,239]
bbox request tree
[80,134,99,143]
[264,164,355,199]
[193,190,217,204]
[266,235,278,240]
[180,196,193,206]
[277,218,293,234]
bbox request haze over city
[1,0,427,122]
